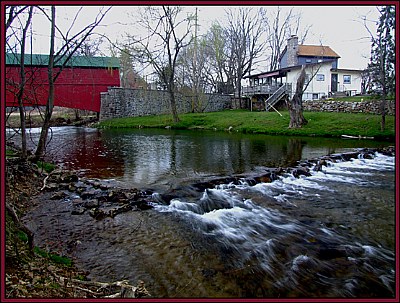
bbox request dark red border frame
[1,1,399,302]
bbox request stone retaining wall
[302,99,395,115]
[100,87,232,121]
[100,87,395,121]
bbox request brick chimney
[286,35,299,67]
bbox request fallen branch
[341,134,374,140]
[41,174,50,191]
[53,274,150,298]
[70,285,100,296]
[5,202,34,250]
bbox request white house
[242,35,364,109]
[284,63,364,100]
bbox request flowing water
[8,126,395,298]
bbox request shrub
[36,161,56,173]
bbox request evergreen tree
[367,5,395,130]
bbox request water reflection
[97,128,392,190]
[7,127,125,179]
[7,126,392,191]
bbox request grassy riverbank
[96,110,395,141]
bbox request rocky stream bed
[4,146,395,298]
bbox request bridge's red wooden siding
[5,66,120,112]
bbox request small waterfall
[153,151,395,297]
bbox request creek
[7,126,395,298]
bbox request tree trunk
[288,66,308,128]
[380,62,387,131]
[17,106,27,158]
[16,7,34,159]
[236,75,242,101]
[35,101,53,160]
[167,72,180,122]
[74,109,81,121]
[380,96,386,131]
[288,93,308,128]
[34,6,55,160]
[169,89,180,123]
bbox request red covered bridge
[5,53,120,112]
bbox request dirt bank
[5,107,98,129]
[4,155,149,298]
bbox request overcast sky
[24,4,380,71]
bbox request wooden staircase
[265,83,291,111]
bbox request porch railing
[242,84,281,96]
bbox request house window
[316,74,325,81]
[305,59,312,63]
[313,93,319,99]
[343,75,351,84]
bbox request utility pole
[194,7,198,87]
[192,7,198,111]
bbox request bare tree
[288,62,322,128]
[177,35,213,111]
[190,7,200,104]
[75,35,105,57]
[16,7,34,159]
[6,6,34,159]
[5,6,30,43]
[224,7,267,100]
[288,65,308,128]
[264,7,311,71]
[126,6,194,122]
[34,6,111,160]
[204,23,229,93]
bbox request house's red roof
[298,45,340,58]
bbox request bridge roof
[6,53,120,68]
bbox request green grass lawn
[96,110,395,141]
